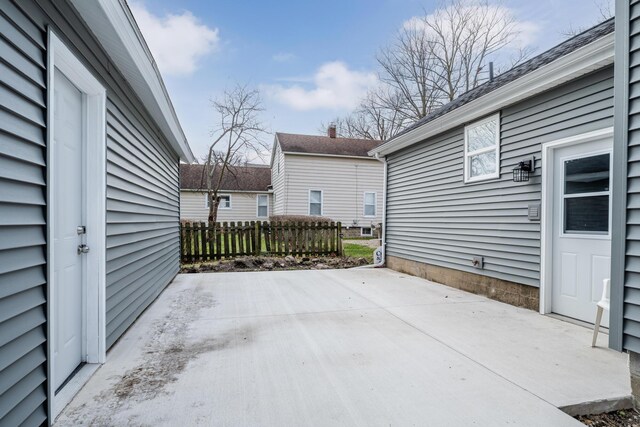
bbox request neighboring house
[370,20,615,326]
[180,164,273,222]
[0,1,194,425]
[271,128,384,237]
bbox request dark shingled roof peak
[388,18,615,142]
[180,164,271,191]
[276,132,382,157]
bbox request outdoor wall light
[512,156,535,182]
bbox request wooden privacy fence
[180,221,343,263]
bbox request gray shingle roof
[180,164,271,191]
[276,132,381,157]
[388,18,615,142]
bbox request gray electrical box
[528,203,541,221]
[472,256,484,269]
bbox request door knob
[77,244,90,254]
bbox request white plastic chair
[591,278,610,347]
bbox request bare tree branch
[324,0,530,139]
[561,0,612,38]
[201,85,267,222]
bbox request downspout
[376,153,388,267]
[374,153,387,267]
[352,152,386,269]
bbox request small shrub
[269,215,334,224]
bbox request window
[205,194,231,209]
[257,194,268,218]
[364,192,376,217]
[309,190,322,216]
[563,153,610,234]
[464,114,500,182]
[361,227,373,237]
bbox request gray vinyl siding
[386,66,614,287]
[105,99,180,349]
[612,0,640,353]
[0,0,181,424]
[0,1,48,426]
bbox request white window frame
[361,227,373,237]
[463,114,500,183]
[308,189,323,216]
[256,194,269,218]
[205,194,231,209]
[363,191,376,217]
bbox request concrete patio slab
[55,269,629,426]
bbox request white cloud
[130,2,219,76]
[264,62,377,111]
[272,52,296,62]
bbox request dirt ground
[577,410,640,426]
[181,255,370,273]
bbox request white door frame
[539,127,614,314]
[46,29,107,419]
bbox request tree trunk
[208,194,219,224]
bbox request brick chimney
[328,123,337,138]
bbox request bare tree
[377,24,442,123]
[202,85,267,222]
[376,0,530,122]
[321,89,406,141]
[321,0,530,138]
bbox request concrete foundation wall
[387,255,539,310]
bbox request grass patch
[343,243,374,263]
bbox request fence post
[244,221,253,255]
[207,221,215,261]
[264,221,271,253]
[275,221,281,255]
[336,222,342,256]
[215,223,222,260]
[230,221,237,257]
[185,222,193,263]
[328,221,335,254]
[254,221,261,256]
[223,222,230,257]
[237,222,244,255]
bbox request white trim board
[284,151,379,161]
[47,29,107,421]
[371,33,615,158]
[539,127,614,315]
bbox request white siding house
[270,131,384,236]
[180,164,273,223]
[180,191,273,222]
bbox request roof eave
[282,151,376,160]
[369,32,615,158]
[70,0,195,163]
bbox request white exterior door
[551,139,612,326]
[52,70,85,389]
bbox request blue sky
[130,0,613,162]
